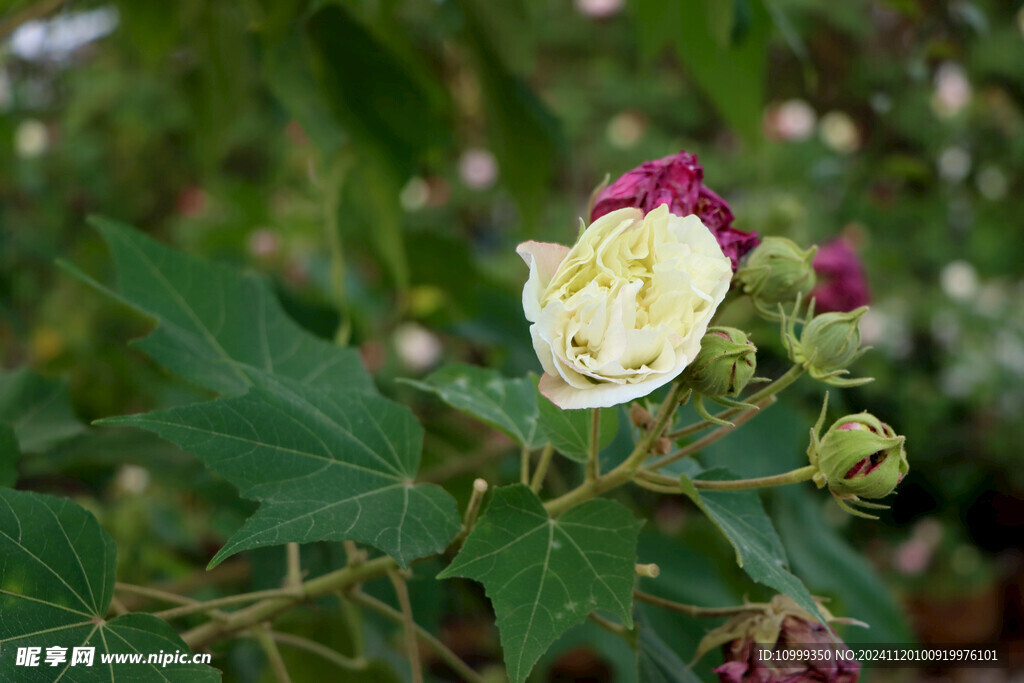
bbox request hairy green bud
[808,403,908,518]
[796,306,869,384]
[682,327,757,398]
[737,237,817,320]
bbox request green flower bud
[682,327,757,397]
[809,410,908,517]
[737,237,817,320]
[794,306,869,386]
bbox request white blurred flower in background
[940,260,979,301]
[394,322,443,373]
[458,148,498,190]
[932,62,972,118]
[819,111,860,154]
[8,7,119,62]
[938,146,971,183]
[15,119,49,158]
[575,0,624,19]
[765,99,816,142]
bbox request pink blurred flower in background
[590,151,759,271]
[811,238,871,313]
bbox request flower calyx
[695,595,864,683]
[682,327,758,399]
[807,394,908,519]
[737,237,817,320]
[782,298,872,387]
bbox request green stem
[667,365,804,440]
[255,631,367,672]
[464,479,488,530]
[586,408,601,482]
[632,475,682,495]
[745,364,805,404]
[530,444,555,493]
[691,465,818,491]
[389,571,422,683]
[648,395,775,471]
[151,588,302,621]
[349,591,486,683]
[181,555,397,649]
[285,543,302,590]
[588,612,629,638]
[544,382,687,517]
[520,445,530,485]
[635,590,769,618]
[115,582,199,607]
[254,626,293,683]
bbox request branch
[285,543,302,590]
[666,365,803,440]
[544,382,688,516]
[152,588,302,621]
[530,443,555,493]
[649,395,775,471]
[389,571,423,683]
[181,555,397,649]
[249,631,367,672]
[253,626,293,683]
[586,408,601,482]
[349,590,485,683]
[635,590,768,618]
[690,465,818,491]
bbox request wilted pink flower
[715,614,861,683]
[590,151,759,271]
[811,238,870,313]
[694,596,863,683]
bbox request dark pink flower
[714,615,861,683]
[591,151,759,271]
[811,239,870,313]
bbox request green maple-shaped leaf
[69,217,374,397]
[401,364,544,449]
[438,485,641,683]
[679,471,823,622]
[101,376,460,569]
[0,488,220,682]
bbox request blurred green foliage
[3,0,1024,679]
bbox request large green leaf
[401,364,544,450]
[536,396,617,463]
[73,217,374,397]
[0,488,220,682]
[678,471,822,622]
[0,368,85,453]
[100,377,460,569]
[633,0,770,145]
[438,485,641,683]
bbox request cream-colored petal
[517,241,570,322]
